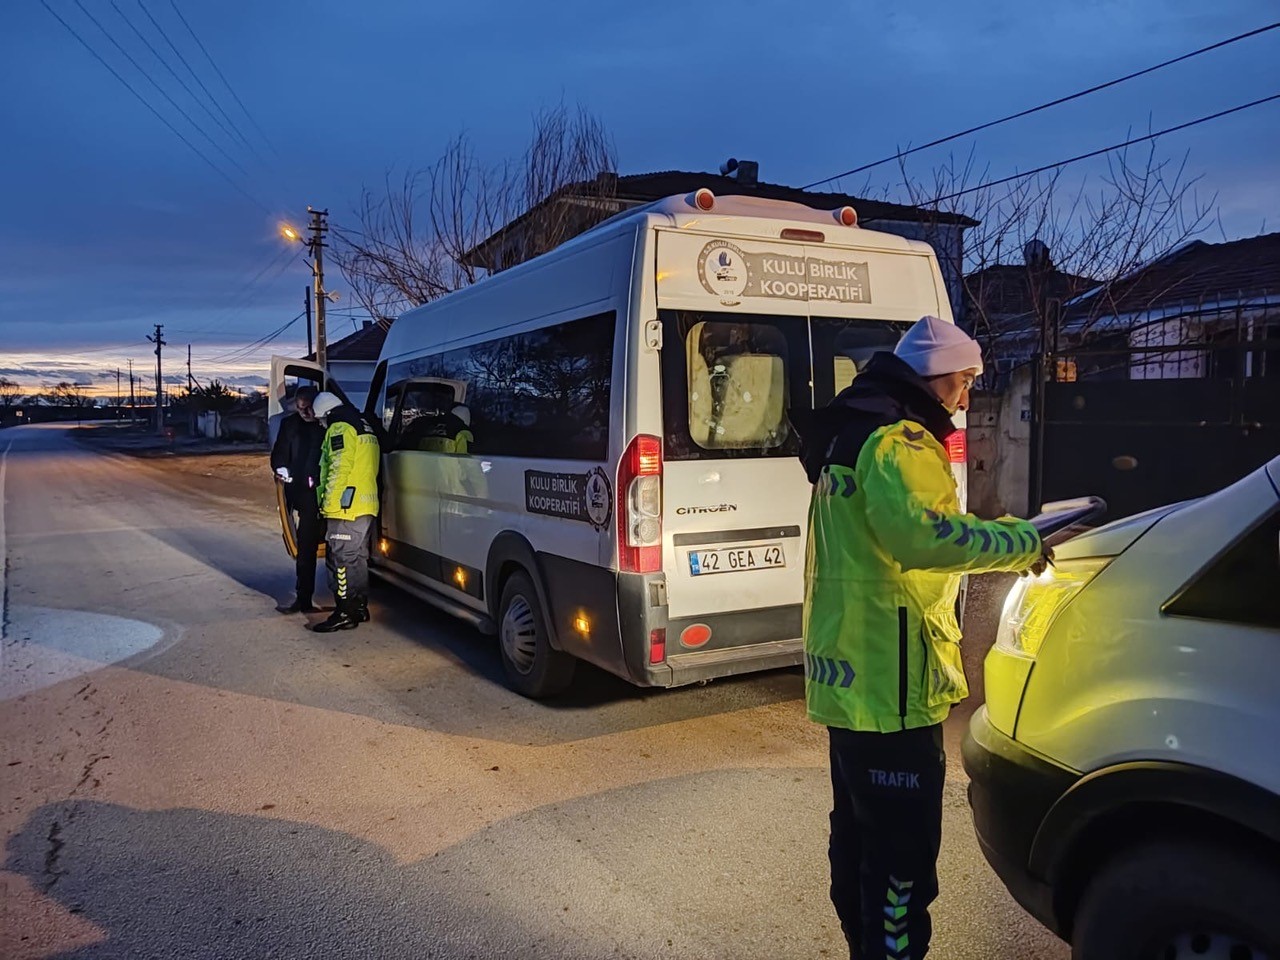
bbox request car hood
[1054,501,1192,560]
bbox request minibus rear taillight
[618,434,662,573]
[946,430,968,464]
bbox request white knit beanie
[894,315,984,377]
[311,391,342,418]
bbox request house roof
[464,169,978,266]
[307,320,389,363]
[607,171,979,227]
[1068,232,1280,320]
[964,264,1100,323]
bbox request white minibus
[272,190,964,697]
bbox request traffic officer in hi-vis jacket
[800,316,1048,960]
[310,391,380,633]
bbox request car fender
[1030,761,1280,884]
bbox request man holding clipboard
[800,316,1051,960]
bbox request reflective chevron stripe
[819,468,856,498]
[804,653,856,688]
[335,566,348,598]
[883,876,915,959]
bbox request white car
[964,456,1280,960]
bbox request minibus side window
[386,311,615,461]
[383,383,403,436]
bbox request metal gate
[1035,312,1279,522]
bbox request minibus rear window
[660,310,808,461]
[811,317,908,406]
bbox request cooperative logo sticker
[525,468,613,531]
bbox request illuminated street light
[280,224,300,242]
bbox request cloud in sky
[2,0,1277,386]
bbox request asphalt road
[0,423,1067,960]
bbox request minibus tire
[497,571,575,698]
[1069,838,1280,960]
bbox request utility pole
[187,344,194,396]
[146,324,166,435]
[304,286,313,358]
[127,359,137,424]
[307,207,329,371]
[115,367,122,416]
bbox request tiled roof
[1068,232,1280,319]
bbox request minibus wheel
[497,571,575,698]
[1070,837,1280,960]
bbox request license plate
[688,543,785,576]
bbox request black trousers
[293,503,325,602]
[828,724,945,960]
[325,515,373,602]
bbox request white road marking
[0,606,165,701]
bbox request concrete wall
[967,363,1032,517]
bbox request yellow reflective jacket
[318,406,380,520]
[801,354,1041,733]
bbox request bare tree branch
[332,103,617,323]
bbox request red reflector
[693,188,715,211]
[680,623,712,648]
[836,206,858,227]
[946,430,968,463]
[780,228,825,242]
[649,628,667,664]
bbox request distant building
[1061,232,1280,381]
[962,259,1099,388]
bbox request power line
[178,246,304,337]
[922,93,1280,207]
[166,0,280,159]
[201,311,305,364]
[40,0,271,214]
[71,0,252,179]
[804,21,1280,190]
[108,0,250,163]
[134,0,265,165]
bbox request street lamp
[281,209,335,371]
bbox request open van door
[268,355,347,559]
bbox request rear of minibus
[615,195,961,686]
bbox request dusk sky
[2,0,1277,396]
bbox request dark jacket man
[270,385,325,612]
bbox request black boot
[311,598,358,633]
[353,595,370,623]
[281,595,317,614]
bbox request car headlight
[994,557,1110,659]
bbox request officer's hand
[1024,546,1054,578]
